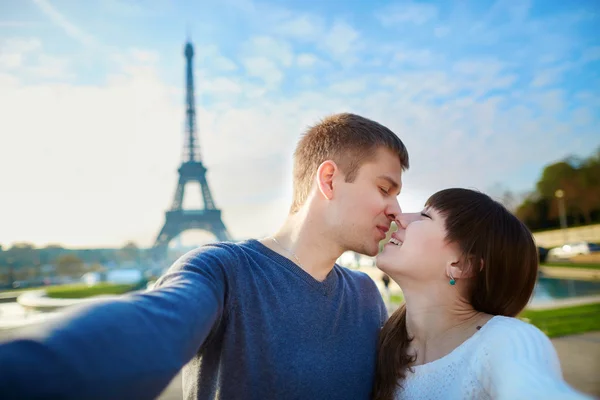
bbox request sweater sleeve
[478,318,593,400]
[0,244,234,400]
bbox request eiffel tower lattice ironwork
[152,40,231,257]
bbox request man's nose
[386,198,402,221]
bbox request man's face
[330,147,403,256]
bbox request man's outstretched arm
[0,246,230,400]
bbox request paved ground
[551,331,600,397]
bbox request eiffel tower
[152,40,231,259]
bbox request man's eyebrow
[378,175,400,190]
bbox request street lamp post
[555,189,568,244]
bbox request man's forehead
[377,174,402,189]
[356,153,403,183]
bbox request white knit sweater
[394,315,592,399]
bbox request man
[0,113,409,399]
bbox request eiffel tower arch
[152,40,231,259]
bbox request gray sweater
[0,239,387,399]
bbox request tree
[55,254,85,278]
[515,146,600,230]
[579,155,600,224]
[3,243,37,269]
[119,241,140,263]
[88,263,105,272]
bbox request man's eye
[380,187,389,195]
[421,212,430,218]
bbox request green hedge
[542,263,600,270]
[45,283,139,299]
[519,303,600,338]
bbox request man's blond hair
[290,113,409,214]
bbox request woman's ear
[448,256,484,280]
[316,160,337,200]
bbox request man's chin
[362,244,379,257]
[345,241,379,257]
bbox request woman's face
[376,207,461,282]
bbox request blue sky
[0,0,599,248]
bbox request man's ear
[316,160,338,200]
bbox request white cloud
[393,49,436,66]
[572,108,593,126]
[32,0,97,46]
[453,59,505,76]
[242,56,283,87]
[450,58,519,97]
[580,46,600,64]
[531,69,557,87]
[99,0,167,17]
[193,44,237,72]
[299,75,316,85]
[0,21,40,28]
[129,49,160,64]
[0,53,22,69]
[0,37,42,54]
[0,65,182,248]
[0,37,42,69]
[0,72,18,87]
[321,20,360,60]
[376,2,438,26]
[201,77,243,96]
[214,57,238,71]
[27,54,72,79]
[329,79,367,95]
[535,89,564,114]
[244,36,294,67]
[296,53,318,67]
[274,14,325,40]
[434,26,450,37]
[0,38,72,78]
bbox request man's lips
[376,225,389,238]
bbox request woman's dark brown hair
[372,188,539,400]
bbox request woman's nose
[396,212,421,228]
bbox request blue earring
[449,272,456,286]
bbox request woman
[373,188,591,400]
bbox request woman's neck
[403,290,491,365]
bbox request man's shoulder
[174,239,264,267]
[154,240,262,288]
[177,240,239,261]
[174,239,278,272]
[159,240,248,273]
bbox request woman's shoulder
[472,317,592,398]
[484,314,546,336]
[482,315,551,344]
[474,315,560,373]
[480,315,554,352]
